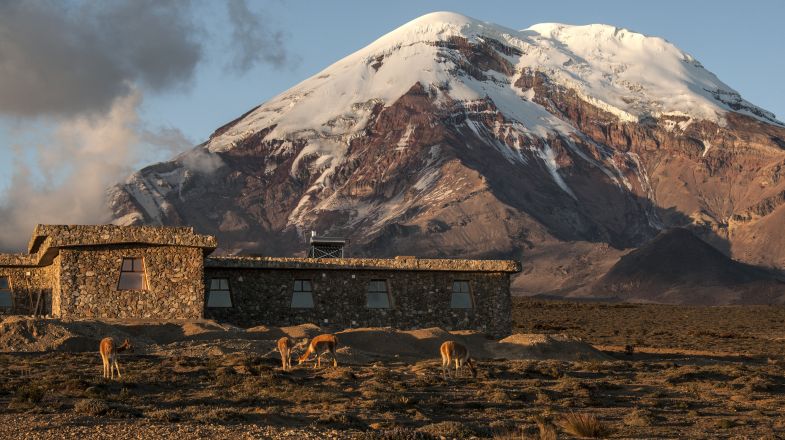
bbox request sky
[0,0,783,251]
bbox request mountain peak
[203,12,778,156]
[402,11,476,26]
[109,13,785,296]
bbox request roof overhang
[0,224,218,268]
[205,256,521,273]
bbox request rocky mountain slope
[588,228,785,304]
[108,12,785,301]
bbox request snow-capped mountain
[109,12,785,296]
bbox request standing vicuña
[99,337,132,380]
[298,334,339,368]
[440,340,477,379]
[277,336,294,371]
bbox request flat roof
[0,253,36,267]
[0,224,218,267]
[28,224,216,254]
[205,256,521,273]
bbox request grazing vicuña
[277,336,294,371]
[440,340,477,379]
[99,337,132,380]
[298,334,338,368]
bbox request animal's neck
[116,343,129,353]
[300,346,314,361]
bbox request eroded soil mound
[0,317,607,361]
[492,333,611,361]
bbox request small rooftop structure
[308,231,346,258]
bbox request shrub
[715,419,735,429]
[418,421,485,438]
[362,427,436,440]
[623,408,653,427]
[9,384,46,409]
[533,415,557,440]
[73,398,110,416]
[316,412,367,430]
[559,413,611,438]
[147,409,181,422]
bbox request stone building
[0,225,520,336]
[0,224,216,320]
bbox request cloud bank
[0,0,292,251]
[226,0,292,74]
[0,0,201,117]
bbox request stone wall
[0,265,54,315]
[51,255,61,317]
[204,267,512,337]
[57,244,205,319]
[0,225,518,329]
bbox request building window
[367,279,391,309]
[291,280,314,308]
[207,278,232,308]
[0,277,11,310]
[450,280,473,309]
[117,258,147,290]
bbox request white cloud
[0,91,191,251]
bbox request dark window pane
[291,291,314,308]
[451,291,473,309]
[294,280,302,291]
[118,273,145,290]
[207,291,232,308]
[0,291,10,308]
[302,280,312,292]
[367,291,390,308]
[122,259,134,271]
[369,280,387,293]
[219,279,229,290]
[453,281,469,293]
[0,277,8,289]
[210,279,220,290]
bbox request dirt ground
[2,300,785,439]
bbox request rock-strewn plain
[3,299,785,438]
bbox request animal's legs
[101,354,109,379]
[113,356,122,379]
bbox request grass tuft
[533,415,558,440]
[558,412,611,438]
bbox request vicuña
[440,340,477,379]
[99,337,132,380]
[277,336,294,371]
[298,333,339,368]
